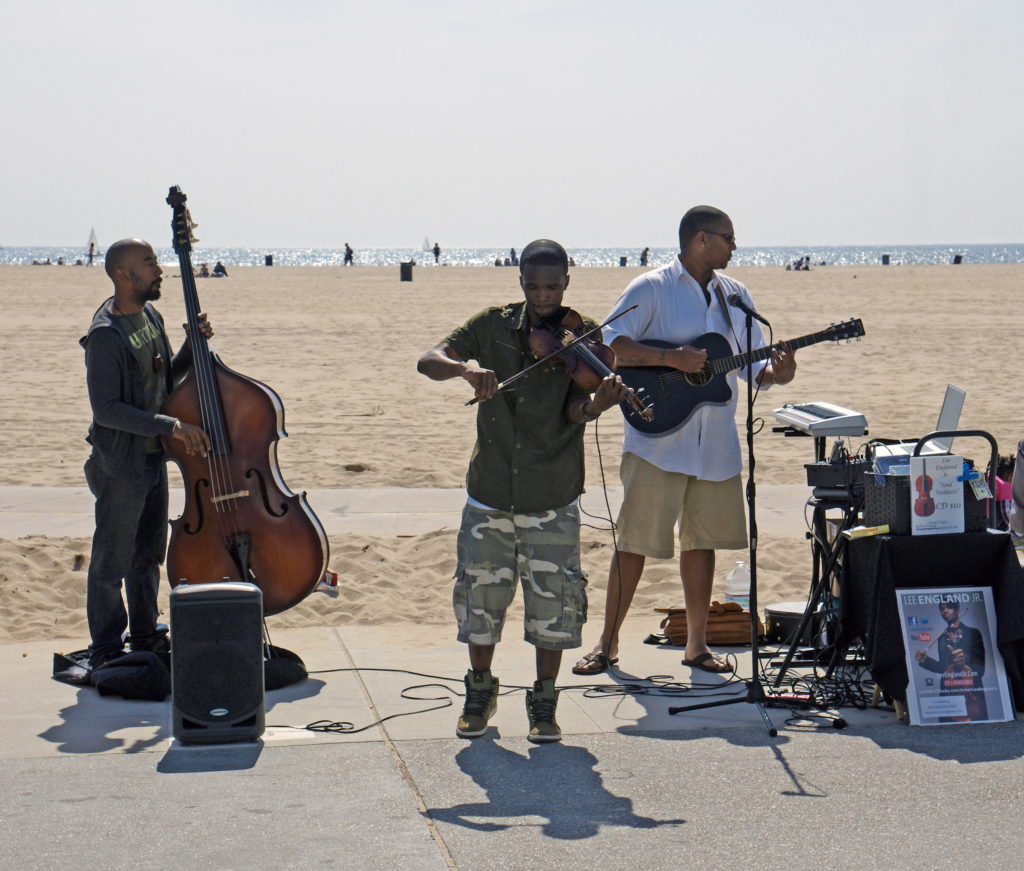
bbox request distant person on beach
[640,247,650,267]
[573,205,797,677]
[433,242,441,264]
[417,239,627,743]
[212,261,228,277]
[198,262,210,277]
[344,243,354,266]
[88,242,96,266]
[80,239,212,670]
[509,247,518,266]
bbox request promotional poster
[896,587,1013,725]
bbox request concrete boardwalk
[2,488,1023,870]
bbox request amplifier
[805,460,871,490]
[170,581,265,745]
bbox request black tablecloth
[841,531,1024,709]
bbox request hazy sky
[3,0,1021,249]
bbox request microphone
[726,291,769,326]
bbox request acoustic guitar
[618,318,865,435]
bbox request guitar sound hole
[685,368,712,387]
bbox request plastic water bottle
[724,560,751,611]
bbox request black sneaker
[526,678,561,743]
[457,669,499,738]
[88,648,127,670]
[129,632,170,657]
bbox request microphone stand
[668,310,777,736]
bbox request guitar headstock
[825,318,865,342]
[166,186,198,254]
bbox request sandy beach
[1,262,1019,646]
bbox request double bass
[160,187,328,614]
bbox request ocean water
[3,243,1023,268]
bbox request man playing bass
[80,239,211,670]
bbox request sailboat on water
[86,228,102,264]
[422,236,431,252]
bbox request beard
[130,276,162,304]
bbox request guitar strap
[711,280,742,350]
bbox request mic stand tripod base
[667,671,778,737]
[668,309,778,737]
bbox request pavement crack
[331,626,459,870]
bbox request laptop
[873,384,967,458]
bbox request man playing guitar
[574,205,796,677]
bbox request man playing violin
[574,206,797,677]
[80,239,212,671]
[417,238,627,742]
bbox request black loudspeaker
[170,581,265,744]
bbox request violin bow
[465,305,638,406]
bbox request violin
[940,639,986,722]
[529,307,654,421]
[914,472,936,517]
[464,305,654,419]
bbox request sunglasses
[703,230,736,245]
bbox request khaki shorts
[453,502,588,650]
[615,452,747,558]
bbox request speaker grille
[171,584,264,738]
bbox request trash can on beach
[264,254,273,266]
[881,254,890,265]
[619,256,628,266]
[400,261,413,281]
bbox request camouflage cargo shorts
[453,502,588,650]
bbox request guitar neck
[711,329,835,376]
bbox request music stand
[668,310,777,735]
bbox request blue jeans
[85,452,168,658]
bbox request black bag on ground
[90,651,171,701]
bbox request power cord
[267,664,747,734]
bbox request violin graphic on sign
[914,471,936,517]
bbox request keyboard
[773,401,868,436]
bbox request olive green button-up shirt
[444,302,594,513]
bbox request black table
[841,531,1024,709]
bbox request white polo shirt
[602,256,768,480]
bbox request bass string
[177,252,243,541]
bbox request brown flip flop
[682,652,733,674]
[571,652,619,676]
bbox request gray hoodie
[79,298,194,481]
